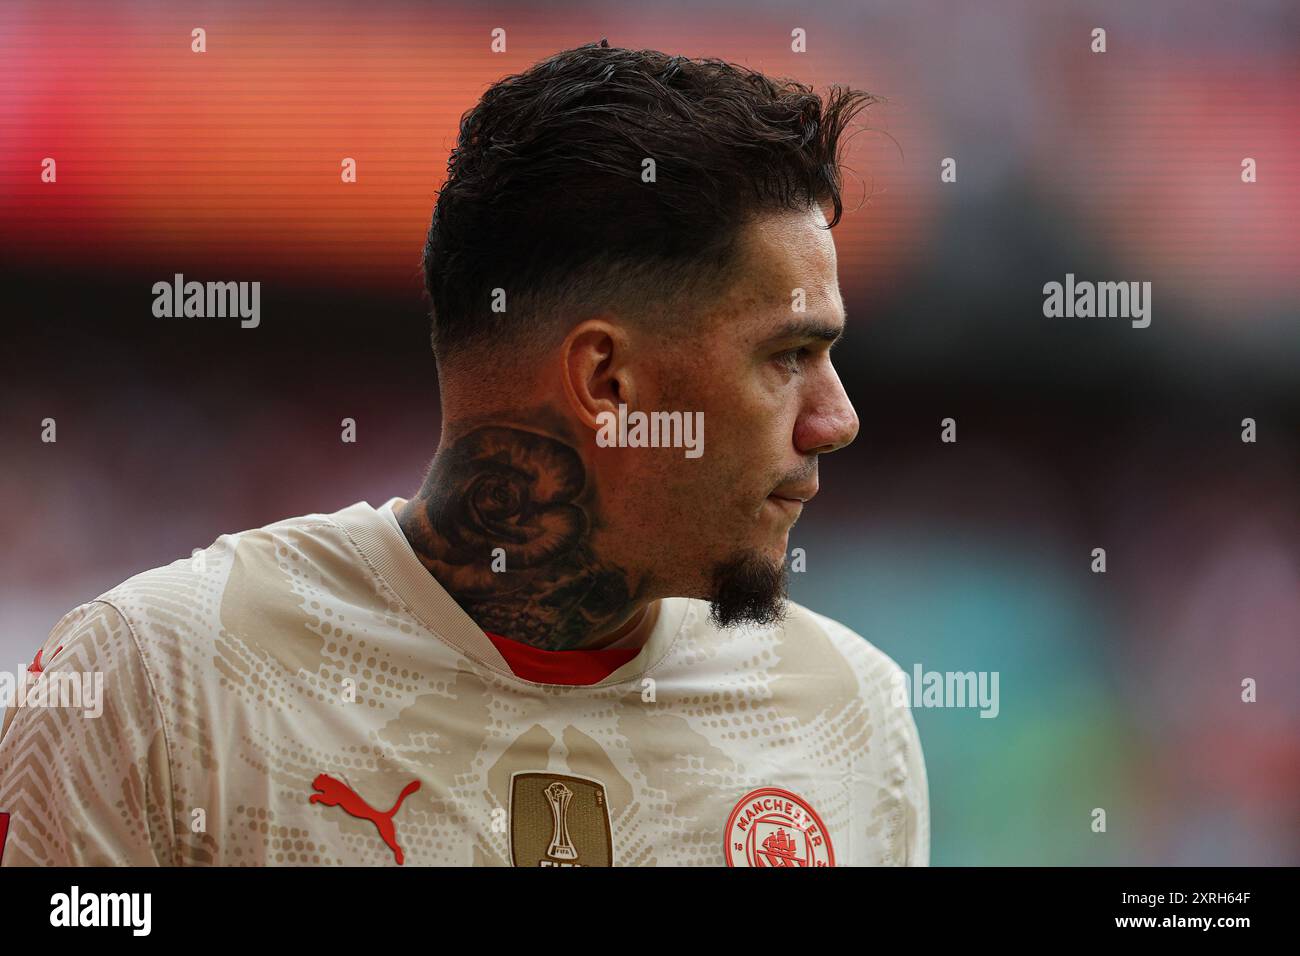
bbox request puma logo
[28,645,63,674]
[308,773,421,865]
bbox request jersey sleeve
[0,600,177,866]
[817,611,932,867]
[891,680,931,866]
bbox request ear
[560,319,638,431]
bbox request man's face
[607,205,860,624]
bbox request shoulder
[2,599,152,743]
[14,599,153,700]
[0,598,179,865]
[776,600,910,705]
[102,508,341,598]
[95,507,354,650]
[58,507,380,728]
[775,601,924,775]
[1,599,165,790]
[783,603,930,865]
[670,597,908,712]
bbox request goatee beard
[707,549,789,628]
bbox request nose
[793,364,859,455]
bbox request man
[0,40,928,866]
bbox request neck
[396,413,647,651]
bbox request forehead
[703,206,843,339]
[741,205,839,283]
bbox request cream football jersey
[0,498,929,867]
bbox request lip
[765,494,806,514]
[769,485,818,504]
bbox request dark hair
[423,39,878,360]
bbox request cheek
[730,401,800,465]
[711,379,790,441]
[651,459,750,542]
[697,403,794,496]
[653,376,789,501]
[745,370,802,432]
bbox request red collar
[482,631,641,685]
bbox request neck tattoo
[397,421,642,651]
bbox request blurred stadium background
[1,0,1296,864]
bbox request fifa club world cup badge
[509,772,613,867]
[724,787,835,867]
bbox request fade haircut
[423,38,878,362]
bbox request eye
[774,347,808,374]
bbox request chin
[759,534,789,564]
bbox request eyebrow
[758,316,847,349]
